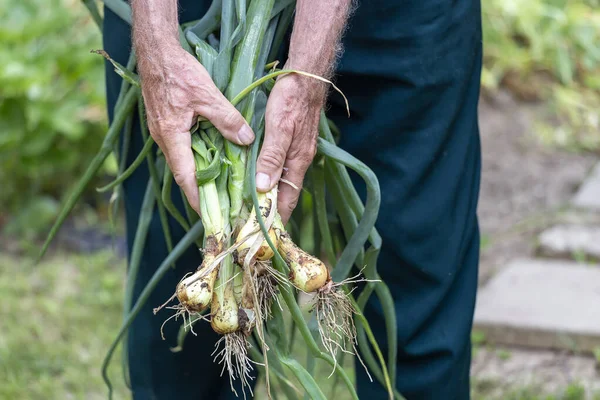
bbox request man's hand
[139,45,254,214]
[255,74,324,224]
[132,0,254,214]
[256,0,352,224]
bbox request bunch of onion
[168,148,363,390]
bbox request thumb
[197,88,255,146]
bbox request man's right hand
[138,43,254,215]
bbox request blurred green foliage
[0,251,128,399]
[482,0,600,151]
[0,0,108,234]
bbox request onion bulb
[235,190,278,264]
[175,236,221,313]
[175,267,218,313]
[211,283,240,335]
[278,232,330,293]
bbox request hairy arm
[257,0,353,223]
[287,0,352,87]
[131,0,254,214]
[131,0,180,67]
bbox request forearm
[286,0,353,99]
[131,0,180,80]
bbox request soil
[472,347,600,398]
[477,90,598,283]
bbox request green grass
[0,251,128,400]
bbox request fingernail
[237,124,254,145]
[256,172,271,190]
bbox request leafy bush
[0,0,108,233]
[482,0,600,151]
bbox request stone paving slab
[538,225,600,260]
[473,258,600,352]
[572,162,600,211]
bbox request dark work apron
[103,0,482,398]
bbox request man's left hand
[255,73,325,224]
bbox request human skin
[131,0,352,223]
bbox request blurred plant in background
[482,0,600,151]
[0,0,108,238]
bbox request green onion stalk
[171,133,223,318]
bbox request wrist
[282,62,328,107]
[136,39,183,80]
[285,53,330,79]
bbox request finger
[159,131,200,215]
[255,109,294,192]
[277,155,313,225]
[196,88,254,146]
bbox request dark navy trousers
[103,1,482,398]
